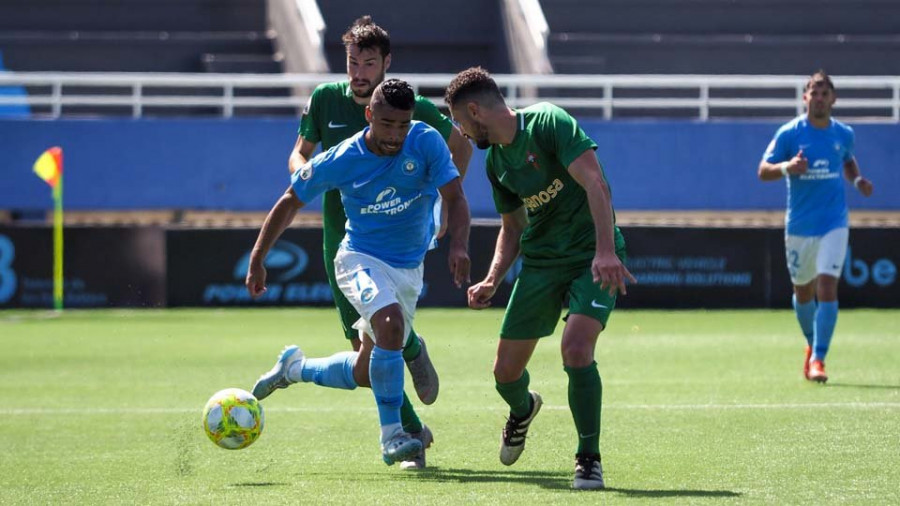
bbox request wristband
[779,162,789,177]
[853,176,863,188]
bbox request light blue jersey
[763,116,855,236]
[291,121,460,268]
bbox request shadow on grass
[399,467,572,490]
[606,487,741,498]
[826,382,900,390]
[228,482,288,487]
[394,468,742,497]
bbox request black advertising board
[0,226,165,308]
[166,228,333,307]
[618,227,775,308]
[769,228,900,308]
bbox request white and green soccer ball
[202,388,264,450]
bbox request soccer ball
[202,388,265,450]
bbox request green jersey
[299,80,453,150]
[486,102,624,267]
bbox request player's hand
[856,177,874,197]
[245,262,268,299]
[467,279,497,309]
[788,149,808,175]
[592,251,637,296]
[448,245,471,288]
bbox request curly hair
[444,66,505,108]
[372,78,415,110]
[342,15,390,57]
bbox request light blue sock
[369,346,405,429]
[295,351,358,390]
[813,301,839,361]
[792,295,816,347]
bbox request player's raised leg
[494,338,541,466]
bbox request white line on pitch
[4,402,900,416]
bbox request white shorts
[334,248,423,346]
[784,227,849,285]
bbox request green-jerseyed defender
[445,67,635,490]
[281,16,472,471]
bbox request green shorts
[323,190,361,340]
[500,247,627,340]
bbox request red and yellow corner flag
[33,146,65,311]
[33,147,63,188]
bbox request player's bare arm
[288,136,318,175]
[447,126,473,179]
[758,149,808,181]
[467,207,526,309]
[438,177,472,288]
[567,149,636,296]
[843,157,874,197]
[246,188,305,298]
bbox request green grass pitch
[1,308,898,505]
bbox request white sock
[286,360,304,383]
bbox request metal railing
[1,72,899,121]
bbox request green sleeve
[298,84,326,142]
[543,104,597,168]
[412,96,453,141]
[487,156,523,214]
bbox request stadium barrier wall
[2,225,896,309]
[0,226,165,308]
[2,119,898,216]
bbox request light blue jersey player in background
[246,79,471,465]
[758,70,874,383]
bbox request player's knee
[561,340,594,368]
[493,358,525,384]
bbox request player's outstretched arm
[288,135,318,175]
[439,177,471,288]
[467,207,526,309]
[568,150,636,296]
[246,188,305,298]
[843,157,874,197]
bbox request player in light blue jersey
[759,70,874,383]
[246,79,471,466]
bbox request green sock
[566,362,602,455]
[402,330,421,361]
[399,392,423,433]
[496,369,532,419]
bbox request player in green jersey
[281,16,472,470]
[445,67,635,490]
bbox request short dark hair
[342,16,390,57]
[444,66,506,108]
[371,79,415,110]
[806,69,835,91]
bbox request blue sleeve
[290,151,335,204]
[763,125,793,163]
[843,125,855,161]
[422,127,459,188]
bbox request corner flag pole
[33,147,64,311]
[52,169,63,311]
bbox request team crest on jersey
[401,158,419,175]
[299,162,313,181]
[526,151,540,170]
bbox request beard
[351,71,385,99]
[469,119,491,149]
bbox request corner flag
[33,147,64,311]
